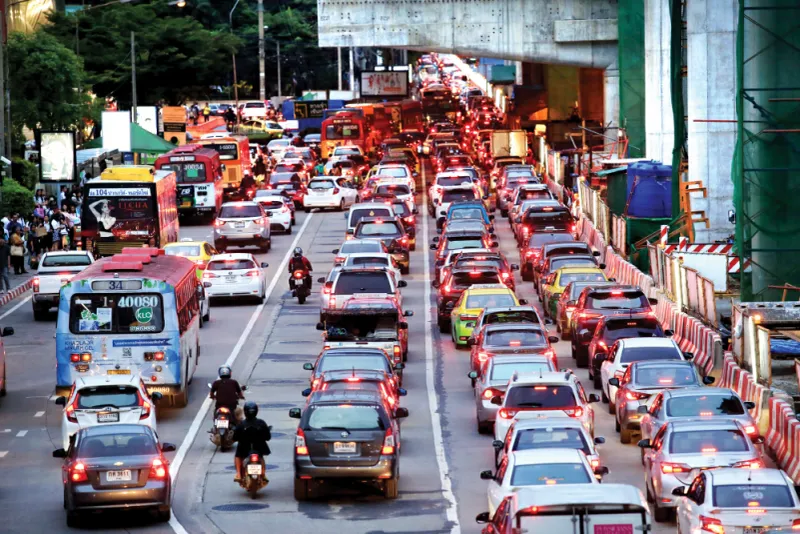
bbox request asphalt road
[0,162,673,534]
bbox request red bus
[154,145,224,218]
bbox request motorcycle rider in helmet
[288,247,313,290]
[209,365,245,422]
[232,401,272,482]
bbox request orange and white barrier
[765,396,800,483]
[718,354,768,425]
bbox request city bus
[196,135,251,200]
[55,247,201,407]
[320,109,369,159]
[81,166,180,257]
[383,100,425,133]
[421,84,460,123]
[154,144,224,218]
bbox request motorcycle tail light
[295,428,309,456]
[249,454,260,463]
[293,271,305,279]
[218,407,230,413]
[149,457,167,479]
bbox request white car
[240,100,268,120]
[481,448,599,516]
[429,171,481,207]
[372,164,415,192]
[331,145,364,159]
[493,371,599,442]
[675,468,800,534]
[342,253,402,281]
[32,250,94,319]
[600,337,686,408]
[202,253,269,302]
[346,203,396,234]
[435,184,482,221]
[254,191,292,234]
[56,374,161,450]
[440,247,491,283]
[331,238,388,266]
[267,139,291,159]
[303,177,358,212]
[371,178,415,207]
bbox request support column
[603,62,620,151]
[687,0,737,242]
[644,0,674,165]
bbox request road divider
[0,280,32,309]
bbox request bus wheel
[174,363,190,407]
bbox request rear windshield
[356,222,403,237]
[79,432,158,457]
[485,311,539,325]
[376,184,410,196]
[517,189,550,201]
[545,245,591,257]
[350,208,392,227]
[378,167,409,178]
[77,386,139,409]
[318,354,389,373]
[165,246,200,258]
[587,291,649,310]
[634,365,697,387]
[442,190,477,203]
[559,272,606,284]
[208,259,256,271]
[340,241,382,254]
[510,463,592,486]
[258,200,285,210]
[528,233,574,248]
[513,427,591,455]
[523,210,572,225]
[309,180,335,190]
[485,330,546,347]
[505,385,577,408]
[603,319,662,341]
[491,362,553,381]
[668,429,749,454]
[666,395,746,417]
[392,202,411,217]
[551,258,597,271]
[220,205,262,218]
[506,175,535,187]
[348,257,389,267]
[274,163,304,173]
[334,147,361,156]
[713,485,794,508]
[619,346,681,363]
[445,237,484,250]
[437,176,473,187]
[42,255,92,267]
[334,272,391,294]
[446,221,486,233]
[453,271,501,287]
[449,207,484,220]
[306,405,384,431]
[466,293,516,309]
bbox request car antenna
[539,367,543,379]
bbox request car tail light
[245,270,260,277]
[477,351,490,364]
[334,256,344,264]
[381,428,395,455]
[295,428,309,456]
[393,345,401,362]
[732,459,763,469]
[399,236,409,246]
[501,272,510,280]
[625,391,649,401]
[699,515,725,534]
[329,297,336,308]
[614,370,625,379]
[70,461,88,483]
[661,462,692,474]
[32,277,39,293]
[65,395,79,423]
[597,341,608,351]
[482,387,502,400]
[203,271,217,279]
[149,457,168,479]
[498,408,517,419]
[791,518,800,529]
[138,391,152,420]
[744,425,757,436]
[333,188,340,195]
[443,283,452,294]
[578,312,599,319]
[322,286,331,295]
[590,459,600,468]
[214,219,225,227]
[565,407,584,418]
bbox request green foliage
[1,179,35,218]
[7,31,88,134]
[11,158,38,191]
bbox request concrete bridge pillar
[645,0,674,166]
[604,62,620,149]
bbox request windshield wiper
[318,426,350,431]
[514,402,544,407]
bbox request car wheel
[339,199,345,211]
[400,265,409,275]
[286,224,292,235]
[645,480,654,503]
[0,368,5,397]
[199,310,204,329]
[294,479,310,501]
[593,373,602,390]
[653,500,672,523]
[500,209,508,217]
[437,316,449,333]
[477,418,492,435]
[620,427,632,444]
[575,348,588,368]
[203,303,210,322]
[304,207,310,213]
[154,507,171,522]
[614,414,621,432]
[66,510,81,528]
[521,267,532,282]
[561,327,571,341]
[383,476,399,499]
[33,307,47,321]
[264,239,271,252]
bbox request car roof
[484,323,545,333]
[489,354,552,366]
[221,201,259,207]
[512,484,648,511]
[668,419,743,432]
[341,239,383,247]
[555,266,604,275]
[511,448,585,465]
[320,347,388,357]
[482,305,540,315]
[41,250,92,256]
[512,412,584,428]
[584,285,641,294]
[308,389,386,405]
[661,387,737,399]
[320,369,389,381]
[443,229,486,237]
[619,338,677,349]
[209,253,255,261]
[629,359,693,369]
[344,252,391,259]
[75,374,139,388]
[465,284,513,294]
[707,467,787,486]
[350,202,395,211]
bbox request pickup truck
[32,251,94,320]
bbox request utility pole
[349,47,355,93]
[229,0,240,124]
[257,0,265,100]
[0,31,5,159]
[337,47,342,91]
[276,41,281,98]
[130,31,137,123]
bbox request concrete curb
[0,280,32,308]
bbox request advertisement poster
[360,71,409,96]
[83,186,155,240]
[38,131,76,182]
[162,106,187,145]
[136,106,159,135]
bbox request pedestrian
[9,230,25,275]
[203,103,211,123]
[41,215,53,252]
[191,103,200,126]
[253,156,267,181]
[0,237,10,293]
[59,186,68,209]
[34,189,46,205]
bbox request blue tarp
[625,161,672,218]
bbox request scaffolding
[735,0,800,301]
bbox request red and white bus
[155,144,224,218]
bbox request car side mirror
[151,392,163,402]
[445,302,455,309]
[594,466,609,476]
[260,262,269,268]
[594,436,606,444]
[55,396,67,406]
[567,300,577,306]
[346,229,354,235]
[580,329,592,341]
[518,299,528,305]
[397,388,407,396]
[588,394,600,403]
[490,240,499,248]
[489,214,495,221]
[703,375,715,385]
[301,388,312,397]
[490,395,503,406]
[638,439,652,449]
[2,326,13,337]
[515,217,521,224]
[398,280,408,288]
[324,281,333,290]
[608,378,620,387]
[681,351,694,360]
[429,243,438,250]
[744,401,756,410]
[637,405,649,414]
[649,297,659,306]
[316,322,324,331]
[752,435,765,444]
[331,249,340,254]
[511,264,519,271]
[598,263,607,270]
[671,486,686,497]
[593,251,601,257]
[161,442,177,453]
[468,370,478,380]
[432,236,440,243]
[466,338,477,346]
[399,322,409,330]
[403,310,414,317]
[394,362,405,370]
[665,329,674,336]
[475,512,490,524]
[548,336,559,343]
[479,470,494,480]
[432,280,441,288]
[52,448,67,458]
[302,363,314,371]
[288,408,302,419]
[395,407,409,418]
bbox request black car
[434,265,504,332]
[303,347,405,388]
[53,424,175,527]
[289,389,407,500]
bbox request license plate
[744,529,765,534]
[333,442,356,454]
[594,526,633,534]
[215,419,229,428]
[106,470,132,482]
[108,369,131,375]
[234,222,246,228]
[97,412,119,423]
[246,464,262,475]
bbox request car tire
[286,225,292,235]
[383,476,399,499]
[155,507,171,522]
[199,310,204,329]
[339,199,345,211]
[203,304,210,323]
[477,418,492,435]
[66,510,81,528]
[620,427,632,444]
[294,479,310,501]
[653,500,671,523]
[575,348,588,369]
[304,207,310,213]
[614,414,621,432]
[645,480,654,503]
[593,373,602,390]
[400,265,409,275]
[521,267,532,282]
[33,307,47,321]
[437,316,449,333]
[500,209,508,217]
[410,243,416,251]
[561,327,571,341]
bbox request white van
[345,202,396,234]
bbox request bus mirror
[220,164,227,172]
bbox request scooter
[290,270,311,304]
[241,450,268,497]
[207,383,247,451]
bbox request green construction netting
[733,0,800,301]
[669,0,684,221]
[618,0,646,159]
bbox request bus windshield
[203,143,239,161]
[325,124,361,140]
[159,162,208,183]
[69,293,164,334]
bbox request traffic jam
[4,53,797,534]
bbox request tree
[7,31,89,134]
[1,179,35,219]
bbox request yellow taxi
[541,266,608,319]
[239,119,284,138]
[449,284,524,346]
[164,239,218,280]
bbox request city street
[0,163,672,534]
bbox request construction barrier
[611,215,627,256]
[718,354,770,428]
[765,396,800,484]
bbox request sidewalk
[0,272,34,308]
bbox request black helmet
[293,247,303,258]
[218,365,232,379]
[243,401,258,420]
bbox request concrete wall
[644,0,674,165]
[318,0,619,68]
[687,0,737,242]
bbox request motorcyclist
[232,401,271,482]
[239,173,256,199]
[209,365,244,422]
[288,247,313,290]
[223,107,237,130]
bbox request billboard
[83,185,155,239]
[37,131,77,182]
[162,106,187,145]
[136,106,159,135]
[293,100,327,119]
[102,111,132,152]
[361,71,409,97]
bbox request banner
[136,106,159,135]
[361,71,409,97]
[162,106,187,145]
[38,131,76,182]
[83,185,155,240]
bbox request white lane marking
[49,394,58,401]
[15,430,27,437]
[421,169,461,533]
[1,429,10,433]
[0,451,7,458]
[0,295,32,321]
[34,411,44,418]
[169,212,315,534]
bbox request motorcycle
[241,450,268,497]
[207,383,247,450]
[290,270,311,304]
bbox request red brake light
[732,459,764,469]
[611,291,623,296]
[293,270,305,279]
[32,277,39,292]
[482,387,501,400]
[149,457,168,479]
[138,391,152,420]
[65,394,79,423]
[381,427,395,455]
[661,462,691,474]
[70,461,88,483]
[245,270,260,277]
[498,408,517,419]
[626,391,649,401]
[214,219,225,227]
[295,428,309,456]
[333,188,340,194]
[744,425,757,436]
[699,515,725,534]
